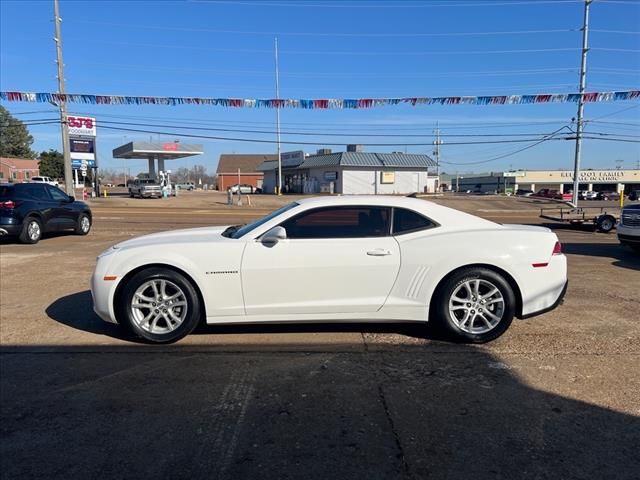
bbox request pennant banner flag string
[1,90,638,109]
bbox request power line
[68,21,578,37]
[92,123,640,146]
[193,0,584,8]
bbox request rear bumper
[0,223,22,236]
[520,280,568,320]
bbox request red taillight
[0,200,16,209]
[552,241,562,255]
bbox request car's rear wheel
[118,268,201,343]
[75,214,91,235]
[19,217,42,244]
[433,267,515,343]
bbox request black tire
[18,216,42,244]
[431,267,516,344]
[75,213,91,235]
[631,245,640,254]
[129,190,134,198]
[596,215,616,233]
[117,267,201,344]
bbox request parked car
[227,184,258,194]
[628,190,640,201]
[617,204,640,253]
[516,189,534,197]
[30,176,58,187]
[0,183,92,244]
[597,191,620,201]
[175,182,195,191]
[91,196,567,344]
[128,178,162,198]
[584,191,599,200]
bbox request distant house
[216,153,277,191]
[0,157,39,183]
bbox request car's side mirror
[261,226,287,246]
[67,196,75,202]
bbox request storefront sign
[67,115,96,137]
[380,171,395,184]
[324,171,338,181]
[281,150,305,168]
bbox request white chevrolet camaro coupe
[91,196,567,344]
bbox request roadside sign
[503,171,526,177]
[67,116,96,137]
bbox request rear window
[0,186,15,199]
[392,208,435,235]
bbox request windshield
[224,202,299,239]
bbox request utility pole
[433,122,443,193]
[571,0,592,207]
[53,0,73,196]
[274,37,282,195]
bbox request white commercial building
[257,148,437,195]
[447,169,640,195]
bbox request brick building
[216,153,277,191]
[0,157,40,183]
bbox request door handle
[367,249,392,256]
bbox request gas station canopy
[113,141,204,160]
[112,141,204,178]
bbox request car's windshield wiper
[221,225,242,238]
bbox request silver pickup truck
[128,179,162,199]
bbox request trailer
[539,206,619,233]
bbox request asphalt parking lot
[1,192,638,479]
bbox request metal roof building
[257,148,437,195]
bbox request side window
[21,184,50,201]
[47,186,69,202]
[281,206,391,239]
[392,208,435,235]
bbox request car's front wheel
[118,268,202,343]
[433,267,516,343]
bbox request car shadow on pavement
[1,343,638,479]
[562,242,640,271]
[46,290,451,343]
[45,290,138,342]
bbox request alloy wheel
[130,279,188,335]
[28,221,41,241]
[448,279,505,334]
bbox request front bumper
[617,224,640,245]
[91,256,120,324]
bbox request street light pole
[274,37,282,195]
[571,0,592,207]
[53,0,73,196]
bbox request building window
[0,171,4,179]
[12,172,17,179]
[25,171,30,179]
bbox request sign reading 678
[67,115,96,137]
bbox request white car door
[241,206,400,315]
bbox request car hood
[114,226,231,250]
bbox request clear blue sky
[1,0,639,175]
